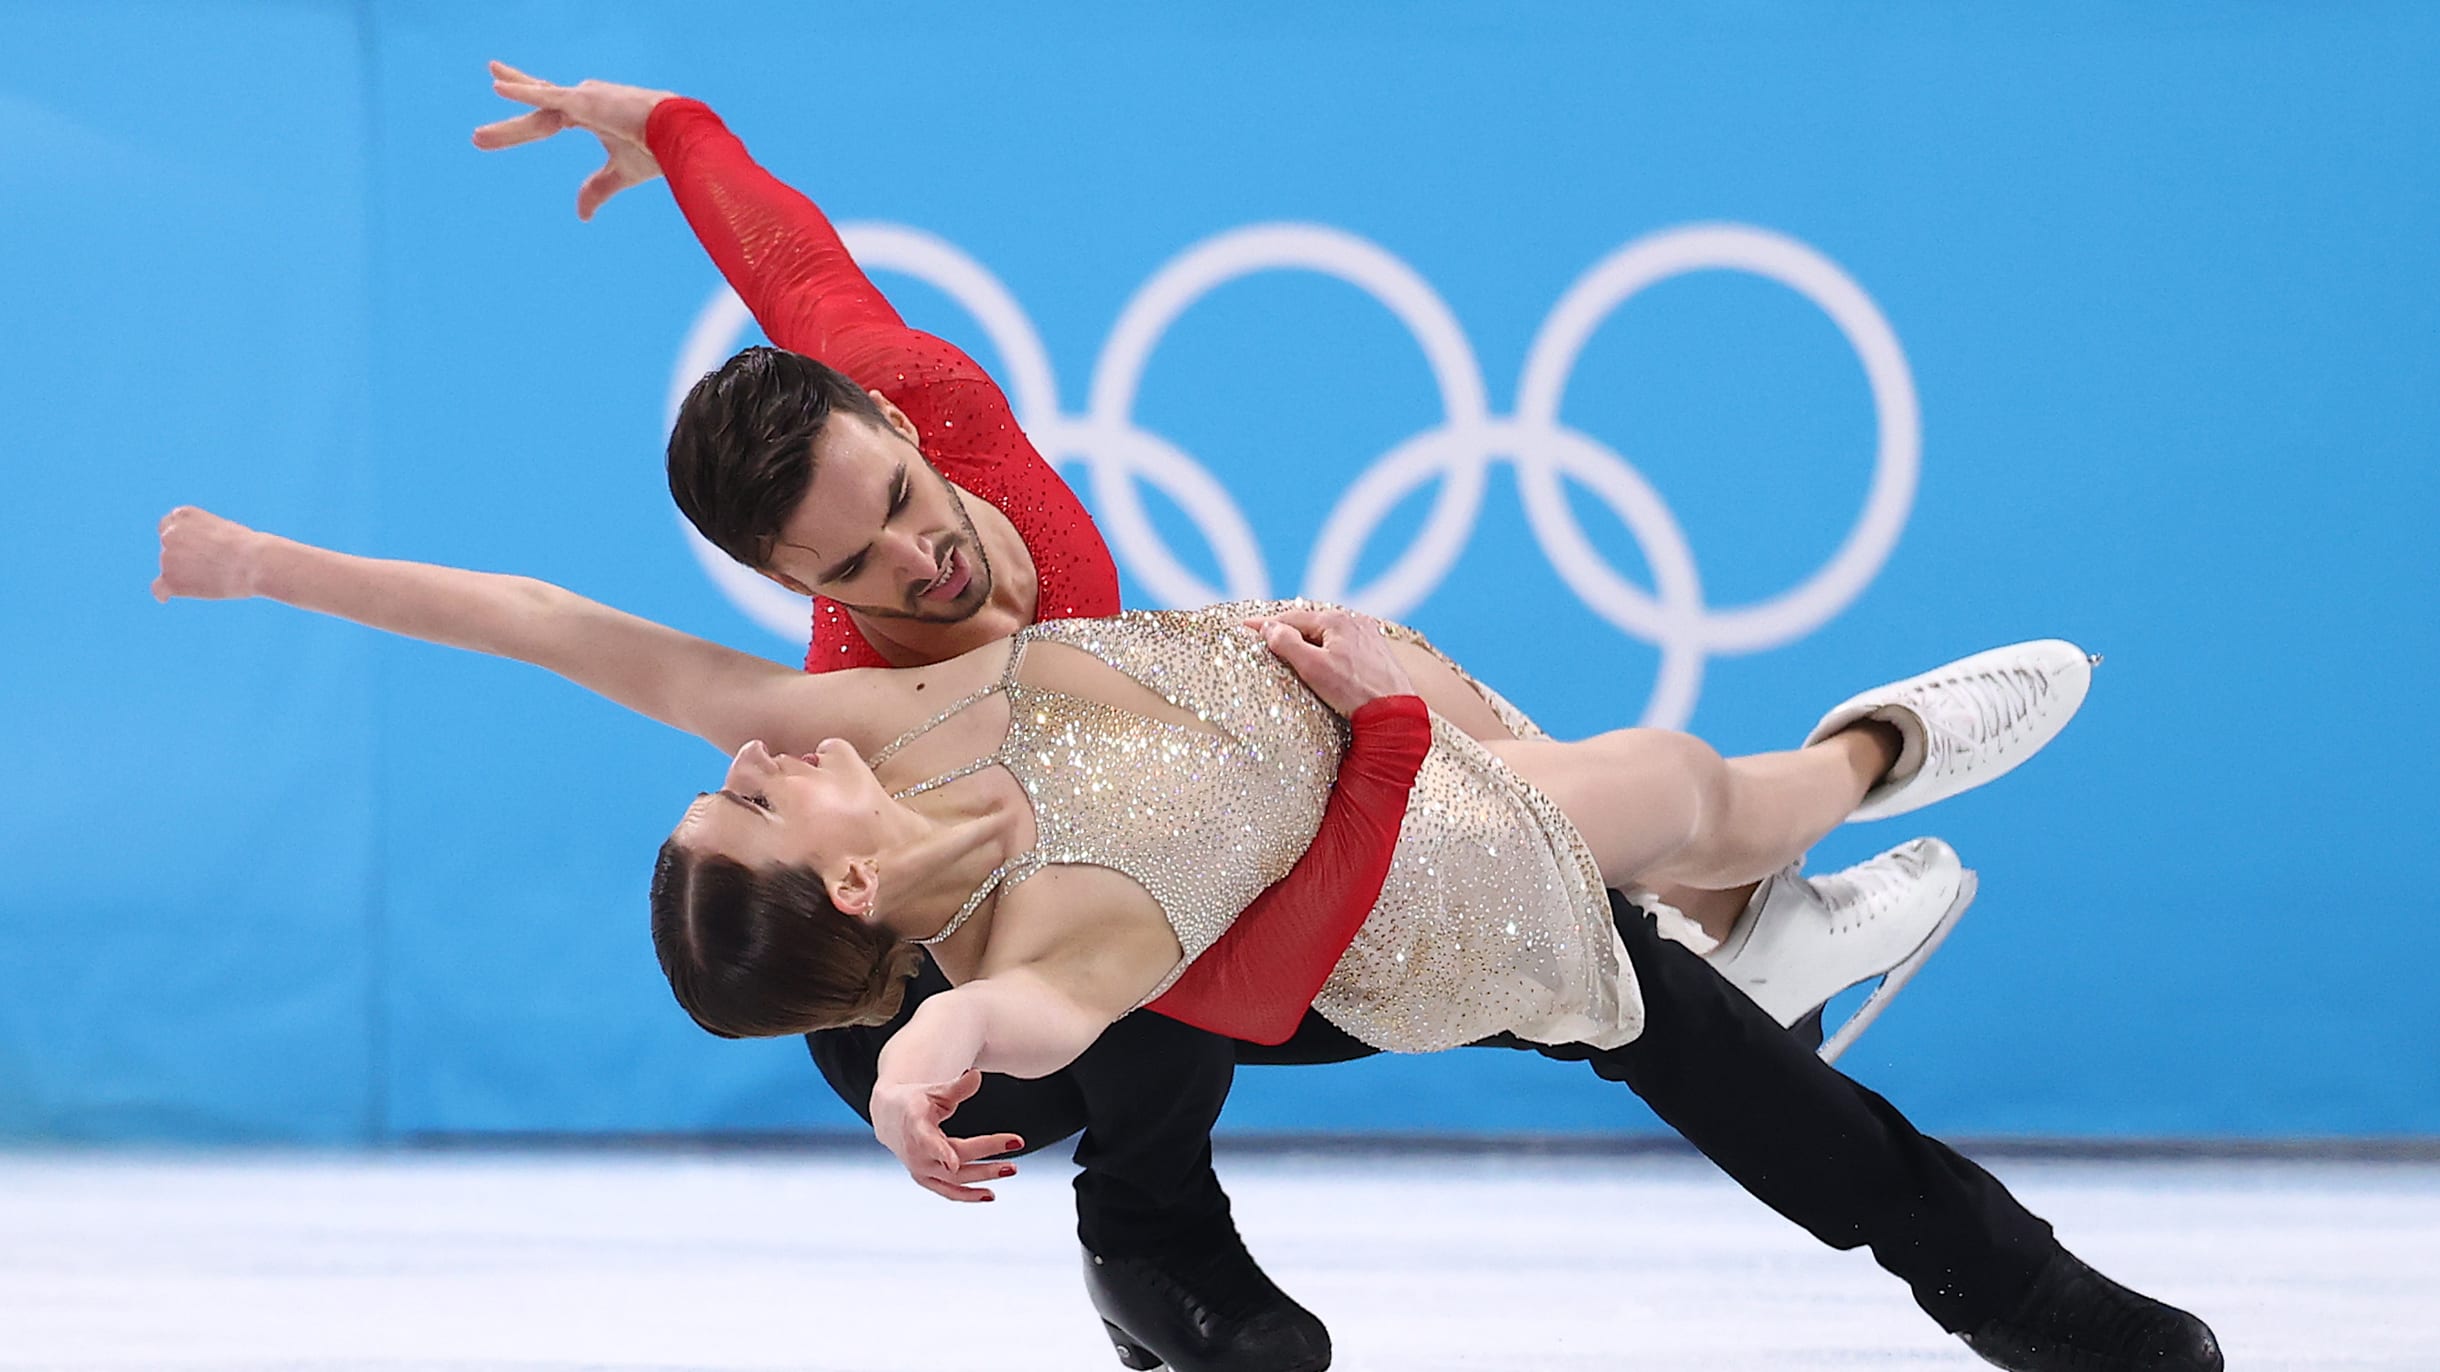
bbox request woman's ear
[828,857,882,921]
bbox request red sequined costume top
[648,99,1425,1043]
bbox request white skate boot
[1807,640,2096,822]
[1705,838,1977,1062]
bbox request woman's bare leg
[1393,634,1897,939]
[1487,725,1900,893]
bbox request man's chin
[861,577,992,626]
[908,589,991,624]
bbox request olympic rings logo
[667,222,1919,728]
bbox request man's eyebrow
[816,543,869,584]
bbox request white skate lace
[1814,851,1920,934]
[1913,665,2049,773]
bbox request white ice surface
[1,1149,2434,1370]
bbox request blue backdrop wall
[5,0,2435,1143]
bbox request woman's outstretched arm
[868,970,1113,1203]
[152,506,860,758]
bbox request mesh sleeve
[1147,695,1431,1045]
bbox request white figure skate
[1808,640,2096,822]
[1707,838,1977,1061]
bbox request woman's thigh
[1485,729,1718,885]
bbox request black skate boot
[1961,1245,2223,1371]
[1081,1230,1331,1372]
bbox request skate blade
[1817,869,1978,1064]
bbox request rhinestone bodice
[878,601,1642,1052]
[878,607,1341,999]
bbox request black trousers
[811,895,2058,1331]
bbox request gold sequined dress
[873,601,1642,1053]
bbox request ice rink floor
[2,1146,2434,1371]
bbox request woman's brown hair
[649,838,921,1037]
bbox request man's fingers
[150,575,169,603]
[1262,606,1332,639]
[575,161,624,221]
[488,77,550,106]
[471,108,569,150]
[488,60,546,84]
[490,76,568,115]
[1268,622,1327,659]
[1265,621,1330,668]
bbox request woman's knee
[1616,729,1728,859]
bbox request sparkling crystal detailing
[914,863,1009,948]
[873,681,1013,768]
[1317,712,1637,1052]
[884,608,1341,995]
[877,601,1641,1053]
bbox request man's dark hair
[666,346,889,571]
[649,838,921,1038]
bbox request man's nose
[892,531,939,582]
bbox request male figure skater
[152,503,2224,1372]
[474,68,2068,1372]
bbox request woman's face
[674,738,898,881]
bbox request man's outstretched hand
[153,507,267,602]
[869,1069,1027,1204]
[472,62,676,221]
[1249,604,1419,716]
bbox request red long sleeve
[646,98,1118,670]
[647,98,1422,1039]
[646,97,902,359]
[1148,695,1432,1044]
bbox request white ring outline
[1074,223,1491,609]
[1515,222,1919,655]
[665,219,1919,726]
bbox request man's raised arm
[641,97,908,362]
[477,66,1087,672]
[476,66,955,394]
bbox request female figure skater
[472,64,2024,1368]
[153,505,2215,1371]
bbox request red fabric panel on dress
[1149,695,1432,1045]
